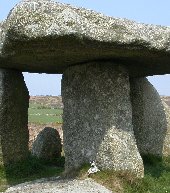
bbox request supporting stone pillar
[130,77,169,156]
[162,101,170,156]
[0,69,29,165]
[62,62,144,178]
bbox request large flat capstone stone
[0,0,170,76]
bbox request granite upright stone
[62,62,144,178]
[130,77,169,156]
[0,69,29,165]
[162,101,170,156]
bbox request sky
[0,0,170,96]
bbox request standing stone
[0,69,29,165]
[62,62,144,178]
[31,127,62,160]
[130,77,168,156]
[162,101,170,156]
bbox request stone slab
[0,0,170,76]
[5,178,112,193]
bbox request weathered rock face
[0,69,29,165]
[0,0,170,76]
[62,62,144,178]
[31,127,62,159]
[162,96,170,107]
[130,77,169,156]
[162,101,170,156]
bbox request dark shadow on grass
[1,155,65,189]
[142,154,170,178]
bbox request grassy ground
[0,156,65,192]
[1,103,170,192]
[28,104,63,124]
[79,155,170,193]
[124,155,170,193]
[1,154,170,192]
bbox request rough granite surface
[0,0,170,76]
[162,101,170,156]
[0,69,29,165]
[130,77,170,156]
[5,178,112,193]
[62,62,144,178]
[31,127,62,159]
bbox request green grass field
[1,103,170,192]
[28,104,63,124]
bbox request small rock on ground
[5,177,113,193]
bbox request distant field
[28,103,63,124]
[28,95,170,125]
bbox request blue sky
[0,0,170,96]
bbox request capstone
[0,0,170,76]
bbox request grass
[3,102,170,192]
[78,155,170,193]
[28,106,63,124]
[0,155,65,192]
[124,155,170,193]
[1,153,170,193]
[78,164,131,193]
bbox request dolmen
[1,0,170,178]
